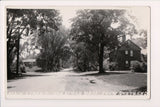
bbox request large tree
[70,40,99,72]
[70,9,136,73]
[37,26,72,72]
[7,9,61,78]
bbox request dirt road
[7,68,147,94]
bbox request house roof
[22,59,36,62]
[119,40,141,51]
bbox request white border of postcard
[1,0,160,107]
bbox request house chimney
[122,35,126,42]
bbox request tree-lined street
[7,8,149,96]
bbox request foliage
[7,9,61,55]
[132,29,147,49]
[70,41,98,72]
[130,60,147,72]
[109,62,118,71]
[37,26,72,72]
[70,9,136,73]
[7,9,61,78]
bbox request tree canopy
[7,9,61,78]
[70,9,138,73]
[37,26,72,71]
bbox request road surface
[7,68,147,94]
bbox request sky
[59,8,77,28]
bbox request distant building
[109,39,141,70]
[22,59,36,67]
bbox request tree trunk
[7,40,11,79]
[7,54,12,79]
[75,53,79,69]
[98,43,105,73]
[16,35,20,75]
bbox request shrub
[141,62,147,72]
[109,62,118,71]
[130,60,147,72]
[103,59,110,70]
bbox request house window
[125,60,129,65]
[125,50,128,55]
[130,50,133,56]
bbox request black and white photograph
[6,6,150,99]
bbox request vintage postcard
[5,6,150,99]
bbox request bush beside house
[130,60,147,72]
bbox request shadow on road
[7,86,16,89]
[77,72,129,77]
[7,73,49,82]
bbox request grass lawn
[96,71,147,88]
